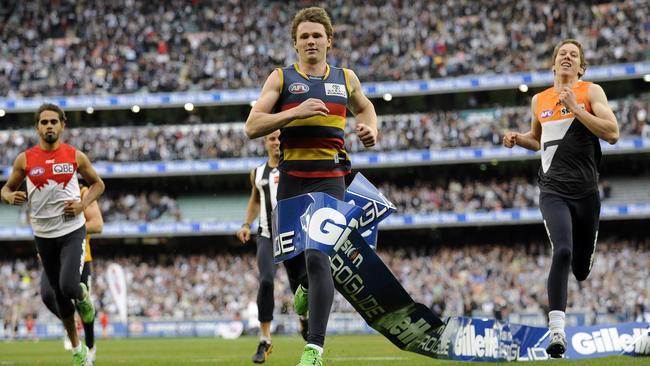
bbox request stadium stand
[0,1,648,96]
[0,96,648,166]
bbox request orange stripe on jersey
[536,81,592,123]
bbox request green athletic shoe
[76,283,95,323]
[294,285,308,316]
[72,344,88,366]
[296,346,322,366]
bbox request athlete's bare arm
[561,84,619,144]
[66,151,105,216]
[503,94,542,151]
[346,69,378,148]
[81,188,103,234]
[1,153,27,205]
[236,170,260,244]
[245,69,329,139]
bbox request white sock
[548,310,566,334]
[260,335,271,344]
[72,343,82,353]
[306,343,323,355]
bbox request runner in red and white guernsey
[1,103,105,366]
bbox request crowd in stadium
[96,190,181,223]
[16,190,180,225]
[13,178,614,226]
[0,1,647,97]
[1,96,648,167]
[2,240,648,325]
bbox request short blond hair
[552,39,587,77]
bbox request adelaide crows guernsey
[254,162,279,239]
[24,143,85,238]
[274,64,352,178]
[537,81,601,198]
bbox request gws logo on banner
[572,327,650,355]
[288,83,309,94]
[308,207,358,249]
[274,207,359,257]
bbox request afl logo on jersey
[540,109,553,119]
[29,167,45,176]
[288,83,309,94]
[52,163,74,174]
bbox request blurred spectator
[0,1,648,97]
[378,177,544,214]
[1,240,647,323]
[0,96,647,166]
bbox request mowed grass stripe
[0,335,647,365]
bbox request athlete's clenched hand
[64,200,85,216]
[356,124,377,148]
[5,191,27,205]
[502,131,518,148]
[291,98,329,119]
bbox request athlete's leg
[569,191,601,282]
[36,236,76,319]
[256,236,276,335]
[302,177,345,348]
[57,227,86,303]
[253,237,276,364]
[40,269,61,319]
[35,233,82,350]
[540,192,574,312]
[80,262,95,350]
[540,192,573,358]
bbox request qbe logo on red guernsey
[52,163,74,174]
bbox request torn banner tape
[271,174,449,359]
[271,174,650,361]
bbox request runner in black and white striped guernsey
[236,130,307,364]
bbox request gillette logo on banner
[454,324,501,358]
[572,327,650,355]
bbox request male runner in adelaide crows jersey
[244,7,378,366]
[503,39,619,358]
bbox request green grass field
[0,335,647,365]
